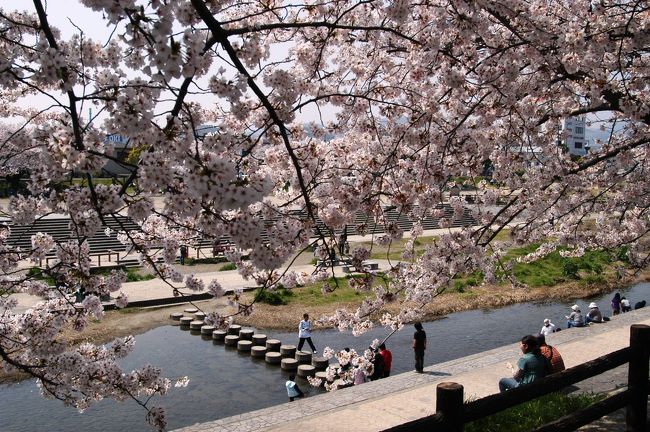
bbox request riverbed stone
[295,351,312,364]
[224,335,239,346]
[252,334,267,346]
[297,364,316,378]
[200,325,215,335]
[281,358,298,371]
[189,320,204,330]
[169,312,183,321]
[227,324,242,335]
[239,329,254,340]
[280,345,296,358]
[266,339,281,352]
[265,352,282,365]
[312,356,329,370]
[251,346,267,358]
[212,329,226,341]
[237,340,253,352]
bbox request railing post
[627,324,650,432]
[437,382,464,432]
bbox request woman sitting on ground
[585,302,604,324]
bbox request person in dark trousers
[179,245,188,265]
[379,343,393,378]
[285,374,304,401]
[370,348,384,380]
[338,227,348,256]
[297,313,317,353]
[413,322,427,373]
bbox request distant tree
[0,1,648,429]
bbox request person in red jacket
[379,343,393,378]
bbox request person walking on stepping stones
[297,313,317,354]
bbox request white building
[562,116,590,156]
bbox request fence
[385,324,650,432]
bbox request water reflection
[0,283,648,432]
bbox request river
[1,282,648,431]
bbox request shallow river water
[1,282,649,431]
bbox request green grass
[465,392,603,432]
[26,266,154,284]
[218,262,237,271]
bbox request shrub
[254,286,293,305]
[218,262,237,271]
[562,261,580,279]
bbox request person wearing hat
[585,302,604,324]
[566,304,585,328]
[540,318,556,336]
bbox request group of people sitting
[499,334,565,392]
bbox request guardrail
[385,324,650,432]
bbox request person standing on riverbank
[499,335,547,392]
[611,292,621,316]
[379,343,393,378]
[297,313,317,354]
[413,322,427,373]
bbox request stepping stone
[179,317,193,326]
[212,329,226,341]
[265,352,282,365]
[312,356,329,371]
[315,371,329,381]
[189,320,204,330]
[237,340,252,352]
[266,339,281,352]
[295,351,312,364]
[224,335,239,346]
[281,358,298,371]
[227,324,242,335]
[280,345,296,358]
[184,308,198,314]
[169,312,183,321]
[251,346,267,358]
[297,364,316,378]
[252,334,267,346]
[239,329,254,340]
[194,312,206,321]
[200,325,215,335]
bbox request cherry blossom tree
[1,0,649,429]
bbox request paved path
[173,308,650,432]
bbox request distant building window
[575,126,584,134]
[575,141,583,149]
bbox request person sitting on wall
[499,335,548,392]
[566,304,585,328]
[621,297,632,313]
[537,334,565,374]
[540,318,556,335]
[585,302,604,324]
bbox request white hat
[571,304,579,311]
[543,318,550,324]
[589,302,598,308]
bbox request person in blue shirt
[285,374,304,402]
[499,335,548,392]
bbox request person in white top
[540,318,556,335]
[297,313,317,353]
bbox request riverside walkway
[173,308,650,432]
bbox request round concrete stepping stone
[266,339,281,352]
[312,356,329,370]
[315,371,329,382]
[297,364,316,378]
[179,317,193,326]
[169,312,183,321]
[227,324,242,335]
[237,340,253,352]
[251,346,267,358]
[281,358,298,371]
[212,329,226,341]
[194,311,206,321]
[280,345,296,358]
[239,329,254,340]
[189,320,204,330]
[190,329,202,336]
[252,334,267,346]
[224,335,239,346]
[295,351,312,364]
[184,308,198,314]
[265,352,282,365]
[201,325,215,335]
